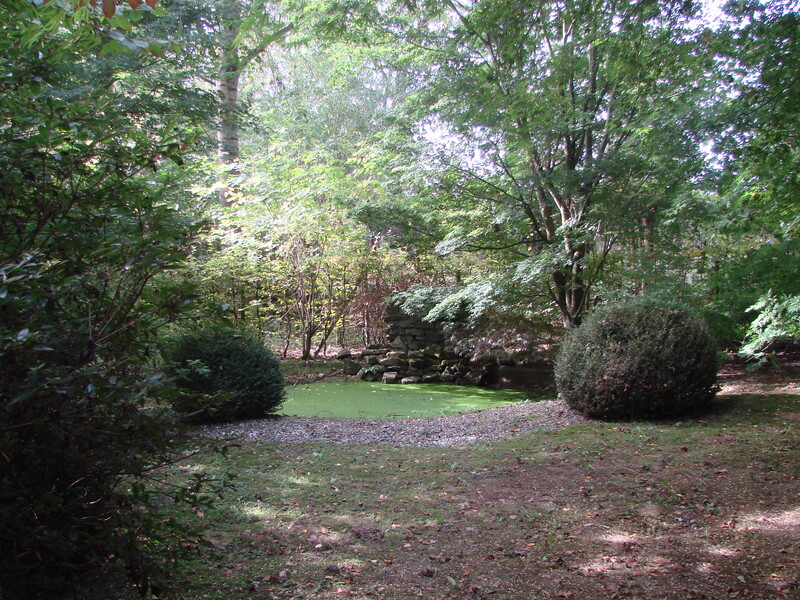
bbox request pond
[281,381,539,419]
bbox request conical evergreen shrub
[164,327,285,423]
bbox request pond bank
[196,399,592,447]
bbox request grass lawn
[86,361,800,599]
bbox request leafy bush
[0,207,210,600]
[555,298,719,420]
[164,327,285,423]
[0,4,218,597]
[740,292,800,363]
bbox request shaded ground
[89,358,800,600]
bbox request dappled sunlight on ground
[740,506,800,537]
[598,531,638,546]
[240,502,284,522]
[82,361,800,600]
[703,543,739,557]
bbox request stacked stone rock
[344,302,496,386]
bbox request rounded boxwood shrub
[163,327,285,423]
[555,298,719,420]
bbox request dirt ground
[91,356,800,600]
[243,357,800,600]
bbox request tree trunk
[217,46,240,206]
[301,326,317,361]
[551,237,591,328]
[552,269,586,328]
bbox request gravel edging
[195,400,594,447]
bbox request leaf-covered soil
[92,358,800,600]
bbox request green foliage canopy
[345,0,714,328]
[0,2,220,597]
[703,0,800,351]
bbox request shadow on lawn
[84,360,800,600]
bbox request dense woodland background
[1,0,799,596]
[5,0,798,361]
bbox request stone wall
[384,301,446,353]
[344,301,497,386]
